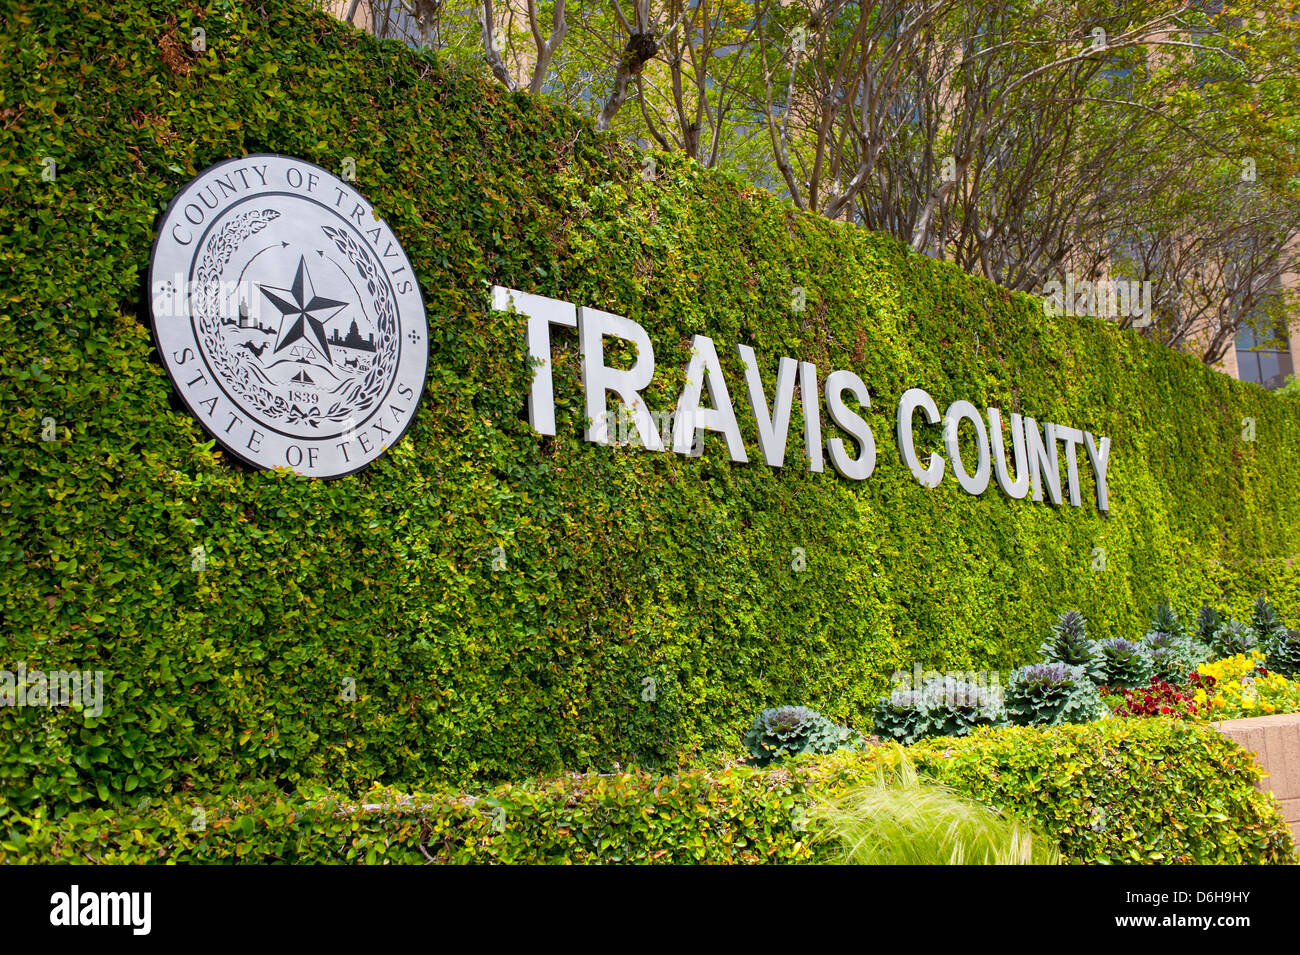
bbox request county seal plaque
[148,154,427,477]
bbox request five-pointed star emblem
[260,257,348,365]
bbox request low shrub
[0,770,849,865]
[910,720,1294,864]
[1091,637,1155,689]
[813,750,1059,865]
[1003,663,1104,727]
[2,721,1287,864]
[742,706,859,765]
[1198,653,1300,719]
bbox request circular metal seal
[148,154,427,477]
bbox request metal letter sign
[491,286,1114,513]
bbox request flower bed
[1199,653,1300,719]
[869,599,1300,746]
[1105,672,1216,720]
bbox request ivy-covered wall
[3,0,1299,811]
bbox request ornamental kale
[743,705,858,764]
[1004,662,1104,726]
[1091,637,1155,690]
[1209,618,1255,659]
[1265,629,1300,680]
[1038,610,1101,679]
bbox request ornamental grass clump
[742,705,858,765]
[815,749,1060,865]
[1091,637,1155,690]
[1004,663,1104,726]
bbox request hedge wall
[2,721,1292,864]
[3,0,1300,811]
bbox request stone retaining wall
[1217,712,1300,843]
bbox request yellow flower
[1197,652,1300,719]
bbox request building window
[1236,321,1294,390]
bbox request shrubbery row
[2,720,1291,865]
